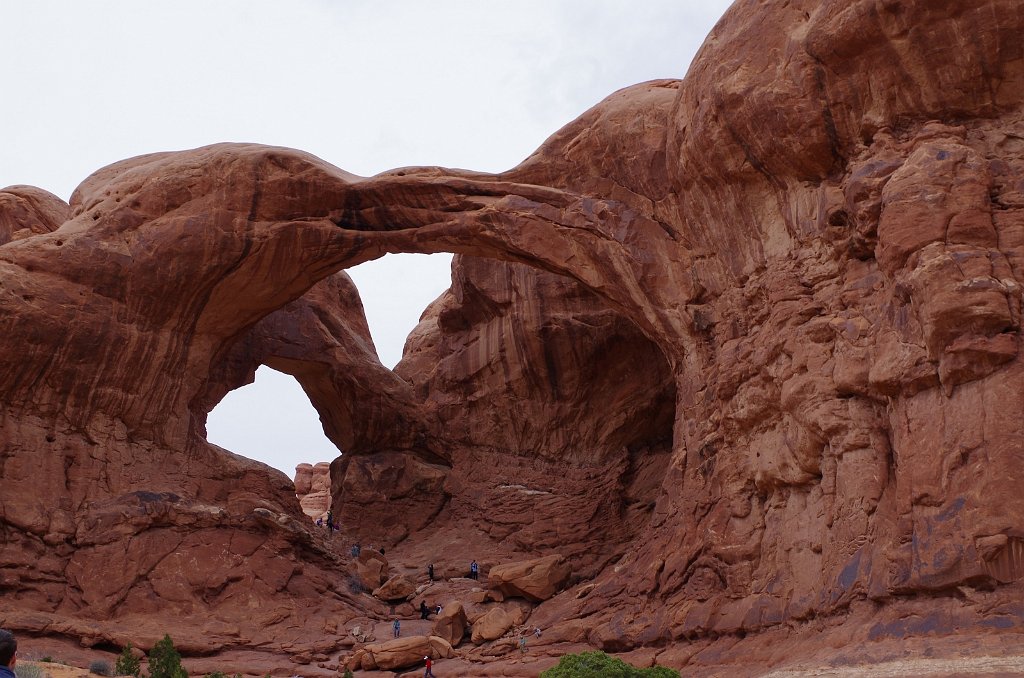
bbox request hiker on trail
[534,626,542,640]
[0,628,18,678]
[427,563,434,581]
[351,543,361,557]
[435,604,442,616]
[393,619,401,638]
[315,517,323,528]
[326,510,334,531]
[419,601,430,620]
[470,560,479,579]
[423,656,435,677]
[519,635,528,654]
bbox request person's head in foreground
[0,630,17,671]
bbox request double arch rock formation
[2,0,1024,670]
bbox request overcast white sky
[2,1,732,478]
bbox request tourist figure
[470,559,479,580]
[423,656,435,677]
[519,634,527,654]
[350,543,361,557]
[0,629,17,678]
[435,604,443,616]
[326,509,334,531]
[427,563,434,581]
[534,626,542,640]
[393,618,401,638]
[420,601,430,620]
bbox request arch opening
[346,252,455,369]
[205,365,339,478]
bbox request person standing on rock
[470,559,479,579]
[423,656,435,677]
[427,563,434,581]
[392,619,401,638]
[0,629,17,678]
[326,509,334,532]
[351,542,360,558]
[419,601,430,620]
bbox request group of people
[315,509,340,533]
[418,601,444,619]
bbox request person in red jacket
[423,655,435,677]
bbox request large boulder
[355,549,390,590]
[470,606,514,644]
[373,574,416,602]
[348,635,451,671]
[431,601,469,647]
[487,554,571,602]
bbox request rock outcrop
[347,635,452,671]
[430,601,468,647]
[294,461,332,519]
[2,0,1024,675]
[373,575,415,602]
[470,607,514,645]
[487,554,571,602]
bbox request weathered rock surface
[3,1,1024,676]
[373,574,415,602]
[430,601,469,647]
[470,607,514,645]
[487,554,571,602]
[347,635,451,671]
[355,550,390,591]
[294,462,332,519]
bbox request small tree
[114,644,140,678]
[146,636,186,678]
[540,650,679,677]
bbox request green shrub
[146,635,186,678]
[114,643,141,678]
[540,650,679,678]
[15,664,48,678]
[203,672,241,678]
[40,658,53,664]
[342,670,354,678]
[89,660,112,676]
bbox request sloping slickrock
[487,554,571,602]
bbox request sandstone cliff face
[329,253,674,559]
[2,0,1024,674]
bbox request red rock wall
[2,0,1024,670]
